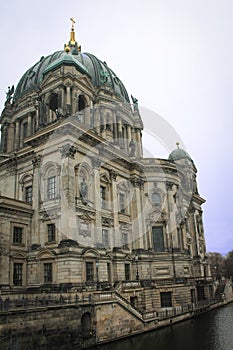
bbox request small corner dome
[168,148,192,161]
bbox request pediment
[76,74,94,90]
[41,72,61,88]
[82,248,100,258]
[36,250,55,259]
[100,173,110,183]
[117,181,129,192]
[11,252,27,260]
[78,213,94,222]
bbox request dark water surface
[92,303,233,350]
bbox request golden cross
[70,17,75,28]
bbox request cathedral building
[0,21,212,317]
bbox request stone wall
[0,304,96,350]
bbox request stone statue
[80,178,88,200]
[129,139,136,157]
[131,95,138,111]
[5,85,14,104]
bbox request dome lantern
[64,17,81,55]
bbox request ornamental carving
[109,169,118,181]
[102,217,113,227]
[130,175,144,189]
[78,213,94,223]
[166,181,174,191]
[6,158,17,174]
[119,222,131,231]
[32,155,42,168]
[91,157,101,169]
[79,230,91,238]
[59,144,76,159]
[149,209,168,224]
[40,210,60,220]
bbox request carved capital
[166,181,174,191]
[32,155,42,169]
[6,158,17,174]
[91,157,101,169]
[130,175,144,189]
[109,169,118,181]
[60,144,76,159]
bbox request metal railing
[0,292,223,323]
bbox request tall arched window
[48,93,58,123]
[41,162,60,202]
[78,95,86,111]
[77,95,86,123]
[49,94,58,112]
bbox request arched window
[19,174,33,204]
[106,113,112,131]
[152,226,165,252]
[41,162,60,202]
[77,95,86,123]
[48,93,58,123]
[117,180,129,215]
[49,94,58,112]
[78,95,86,111]
[81,312,92,339]
[100,173,111,210]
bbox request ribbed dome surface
[168,148,192,161]
[14,51,130,103]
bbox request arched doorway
[81,312,92,339]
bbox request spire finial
[69,17,76,45]
[64,18,81,54]
[70,17,75,30]
[176,142,180,149]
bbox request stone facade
[0,22,214,343]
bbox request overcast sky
[0,0,232,254]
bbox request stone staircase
[115,291,144,321]
[214,280,226,297]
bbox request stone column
[110,170,120,248]
[32,155,42,244]
[91,157,102,247]
[135,128,143,158]
[66,85,71,114]
[95,108,101,134]
[72,88,78,115]
[19,120,24,148]
[117,117,123,148]
[0,220,11,286]
[112,109,117,141]
[101,109,106,139]
[15,120,20,150]
[27,113,32,137]
[166,182,179,250]
[7,123,15,152]
[193,212,200,256]
[130,176,145,249]
[85,96,91,127]
[59,144,77,241]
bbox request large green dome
[14,50,130,103]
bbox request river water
[92,303,233,350]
